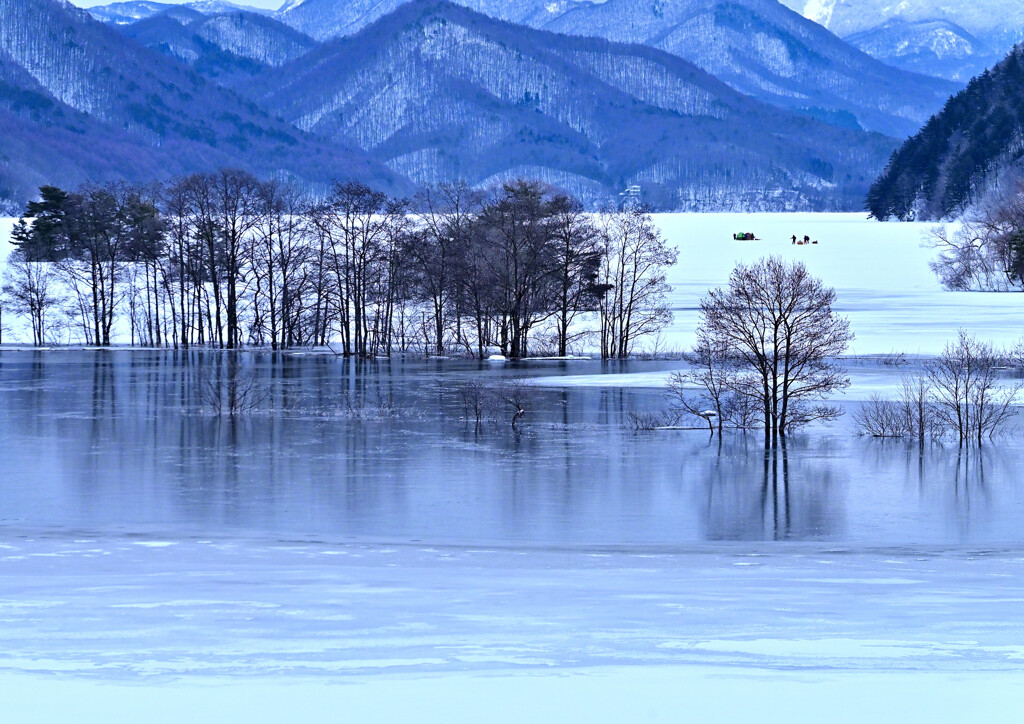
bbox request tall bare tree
[698,257,853,445]
[548,194,602,357]
[596,207,676,359]
[2,249,64,345]
[410,181,482,355]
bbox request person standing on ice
[791,235,796,244]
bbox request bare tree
[491,378,537,429]
[854,394,912,438]
[548,194,602,357]
[666,340,738,435]
[410,181,483,355]
[1,250,64,346]
[596,207,677,359]
[926,331,1020,445]
[928,179,1024,291]
[698,257,853,445]
[454,379,491,427]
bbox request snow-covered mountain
[845,19,998,82]
[276,0,599,41]
[121,8,317,86]
[0,0,403,207]
[544,0,956,139]
[779,0,1024,40]
[88,0,269,25]
[274,0,954,139]
[779,0,1024,80]
[251,0,896,210]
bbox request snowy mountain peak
[801,0,836,28]
[87,0,270,25]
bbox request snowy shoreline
[5,212,1024,356]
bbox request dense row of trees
[1,173,677,358]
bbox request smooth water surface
[1,350,1021,546]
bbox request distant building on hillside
[620,184,642,208]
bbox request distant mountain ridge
[867,46,1024,220]
[121,8,318,87]
[779,0,1024,81]
[274,0,593,41]
[251,0,896,210]
[844,19,996,82]
[87,0,270,25]
[265,0,955,139]
[0,0,405,206]
[543,0,956,138]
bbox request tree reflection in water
[0,350,1023,545]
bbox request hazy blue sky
[70,0,284,10]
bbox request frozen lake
[653,212,1024,355]
[4,212,1024,720]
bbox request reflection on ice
[1,350,1023,546]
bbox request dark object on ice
[791,235,797,244]
[733,232,757,240]
[804,235,810,243]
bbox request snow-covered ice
[3,536,1024,722]
[653,212,1023,357]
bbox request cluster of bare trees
[929,178,1024,290]
[856,332,1021,445]
[669,257,853,446]
[3,174,678,357]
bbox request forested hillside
[867,46,1024,220]
[545,0,956,138]
[253,0,896,210]
[122,9,318,87]
[0,0,404,207]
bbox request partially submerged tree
[491,378,537,430]
[548,195,602,357]
[698,257,853,445]
[926,331,1020,445]
[854,376,936,443]
[666,340,738,436]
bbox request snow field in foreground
[2,536,1024,721]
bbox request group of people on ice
[731,231,819,244]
